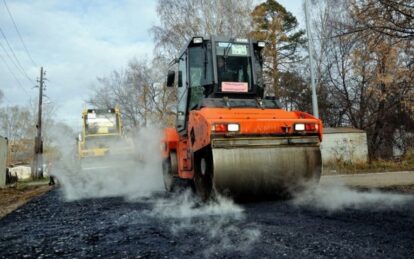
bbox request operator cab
[83,109,120,135]
[167,36,277,134]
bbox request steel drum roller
[211,142,322,198]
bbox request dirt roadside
[320,171,414,189]
[379,184,414,194]
[0,183,53,219]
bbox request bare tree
[88,58,176,129]
[150,56,177,125]
[303,0,343,126]
[0,105,31,139]
[310,0,414,159]
[151,0,253,59]
[0,99,58,165]
[89,67,145,129]
[0,105,32,163]
[347,0,414,40]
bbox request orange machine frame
[163,107,323,180]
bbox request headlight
[294,123,305,131]
[211,123,240,133]
[294,123,319,132]
[227,123,240,132]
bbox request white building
[320,127,368,164]
[9,165,32,180]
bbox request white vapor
[148,190,260,257]
[293,182,414,211]
[53,126,163,201]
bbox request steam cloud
[149,190,261,257]
[49,123,413,256]
[52,126,163,201]
[293,181,414,211]
[50,124,261,257]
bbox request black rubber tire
[163,152,178,192]
[194,146,214,201]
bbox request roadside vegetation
[0,178,52,219]
[325,150,414,174]
[1,0,413,178]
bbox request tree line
[88,0,413,159]
[309,0,414,159]
[0,98,70,165]
[1,0,412,161]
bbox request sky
[0,0,304,130]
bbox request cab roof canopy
[175,35,262,60]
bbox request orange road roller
[162,36,323,200]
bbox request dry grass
[324,150,414,175]
[0,179,53,219]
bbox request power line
[0,52,30,95]
[2,0,37,67]
[0,27,35,84]
[0,40,33,92]
[0,90,13,105]
[0,40,22,76]
[2,95,13,105]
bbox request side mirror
[166,70,175,87]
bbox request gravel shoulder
[0,183,53,219]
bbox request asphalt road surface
[1,187,413,258]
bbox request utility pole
[304,0,319,118]
[33,67,46,179]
